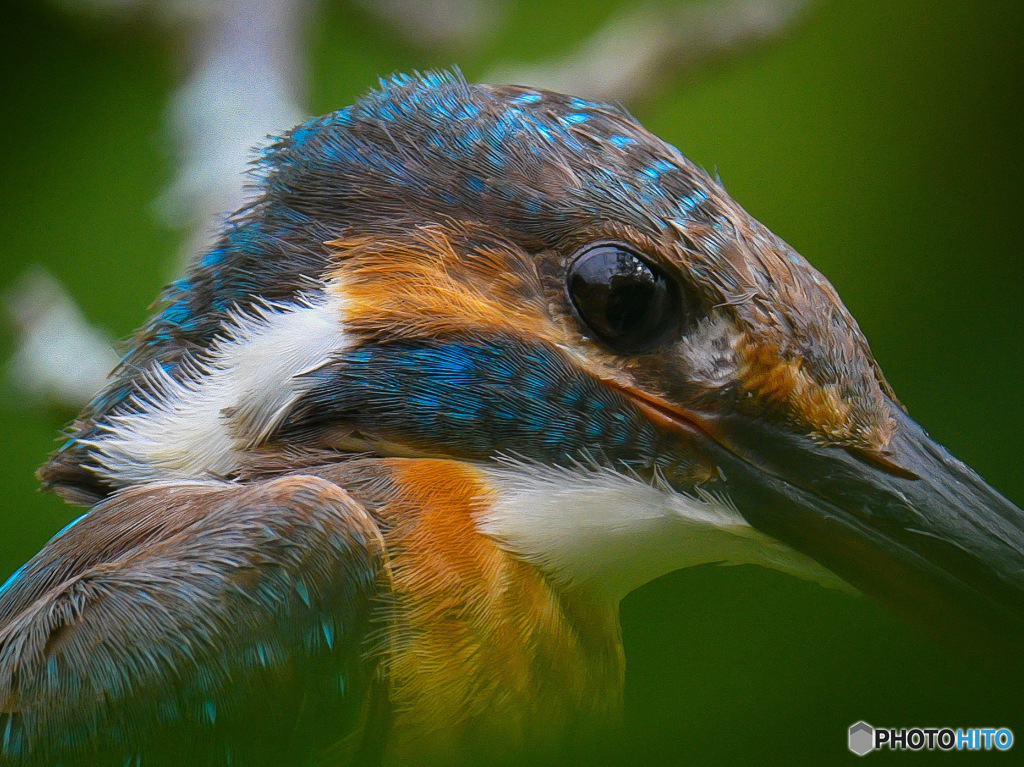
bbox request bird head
[43,71,1024,646]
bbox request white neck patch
[477,461,849,603]
[85,291,349,487]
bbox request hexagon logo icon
[849,721,875,756]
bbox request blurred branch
[351,0,507,49]
[486,0,814,103]
[155,0,312,262]
[3,268,119,409]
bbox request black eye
[566,244,683,354]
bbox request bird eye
[566,244,682,354]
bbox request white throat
[478,461,848,603]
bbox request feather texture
[0,475,386,766]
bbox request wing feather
[0,475,388,766]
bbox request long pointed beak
[696,403,1024,649]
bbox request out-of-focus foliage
[1,0,1022,763]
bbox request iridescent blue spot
[609,423,632,447]
[535,124,554,142]
[488,354,517,380]
[610,135,636,148]
[322,619,335,649]
[203,699,217,725]
[290,125,316,146]
[2,715,12,755]
[200,248,225,268]
[348,348,374,365]
[512,92,542,104]
[161,301,193,329]
[4,719,26,758]
[522,369,549,395]
[332,107,354,126]
[500,107,523,125]
[294,579,311,607]
[410,390,440,410]
[228,221,262,249]
[788,252,803,266]
[560,384,586,410]
[255,643,270,668]
[167,278,189,295]
[563,113,591,124]
[316,140,342,163]
[562,133,584,152]
[679,189,709,213]
[643,159,676,179]
[422,71,450,87]
[569,97,602,110]
[465,175,485,194]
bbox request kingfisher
[1,71,1022,766]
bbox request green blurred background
[1,0,1022,763]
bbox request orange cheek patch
[325,226,564,346]
[738,340,893,450]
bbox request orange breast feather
[374,458,623,763]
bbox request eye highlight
[566,244,683,354]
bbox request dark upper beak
[696,403,1024,651]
